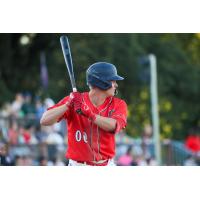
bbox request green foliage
[0,33,200,140]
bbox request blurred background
[0,33,200,166]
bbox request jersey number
[75,130,88,143]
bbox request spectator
[195,152,200,166]
[35,125,48,143]
[146,156,157,166]
[0,143,13,166]
[117,146,136,166]
[44,97,55,109]
[136,155,148,166]
[22,155,34,166]
[38,155,48,166]
[8,119,19,145]
[11,93,24,117]
[35,97,45,122]
[0,103,12,118]
[46,129,64,160]
[183,155,197,166]
[50,156,65,166]
[14,155,24,166]
[18,123,38,145]
[45,129,64,145]
[185,131,200,153]
[21,93,36,121]
[0,103,12,138]
[141,124,154,160]
[22,126,31,144]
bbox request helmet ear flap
[87,74,112,90]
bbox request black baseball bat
[60,36,81,114]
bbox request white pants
[68,159,116,166]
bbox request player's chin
[106,88,116,96]
[107,91,114,97]
[110,89,117,96]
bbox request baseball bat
[60,36,77,92]
[60,36,81,114]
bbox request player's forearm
[94,115,117,132]
[40,104,68,126]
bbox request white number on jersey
[75,130,82,142]
[83,132,88,143]
[75,130,88,143]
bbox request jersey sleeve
[110,100,128,134]
[47,96,72,122]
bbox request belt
[76,159,109,166]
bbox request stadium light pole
[148,54,161,165]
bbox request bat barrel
[60,36,77,91]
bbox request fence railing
[161,140,192,165]
[115,136,192,166]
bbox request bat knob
[73,88,77,92]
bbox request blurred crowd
[115,125,158,166]
[0,92,67,166]
[0,92,200,166]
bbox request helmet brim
[109,75,124,81]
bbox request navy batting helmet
[86,62,124,90]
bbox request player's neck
[89,89,108,107]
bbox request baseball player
[40,62,127,166]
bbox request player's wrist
[90,113,97,121]
[88,112,96,121]
[64,102,69,109]
[65,99,72,109]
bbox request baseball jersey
[48,92,127,162]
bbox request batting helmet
[86,62,124,90]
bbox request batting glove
[70,92,82,112]
[80,102,96,121]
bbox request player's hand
[80,102,96,121]
[70,92,82,112]
[70,92,96,120]
[64,93,75,108]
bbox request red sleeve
[47,96,72,122]
[110,100,128,134]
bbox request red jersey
[48,92,127,162]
